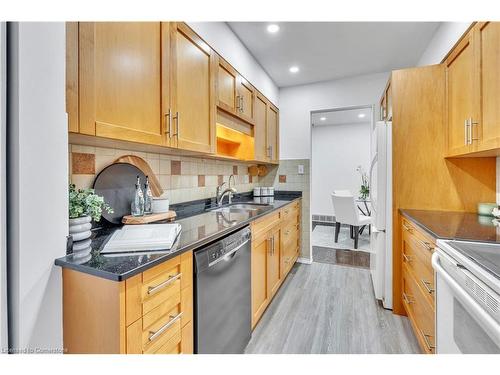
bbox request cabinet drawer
[402,264,435,354]
[127,304,182,354]
[126,252,193,325]
[282,220,299,247]
[282,201,299,222]
[152,328,182,354]
[251,210,280,239]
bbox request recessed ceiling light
[289,66,299,73]
[358,113,366,118]
[267,24,280,33]
[320,117,326,121]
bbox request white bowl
[152,198,169,213]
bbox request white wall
[0,22,7,350]
[312,122,371,216]
[417,22,472,66]
[278,71,389,160]
[8,22,67,352]
[187,22,279,106]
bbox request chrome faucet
[216,174,237,206]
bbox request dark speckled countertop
[55,192,301,281]
[400,209,500,243]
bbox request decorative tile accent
[198,175,205,187]
[233,165,238,175]
[279,175,287,183]
[72,152,95,175]
[171,160,181,175]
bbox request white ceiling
[228,22,440,87]
[312,107,372,127]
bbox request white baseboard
[297,257,312,265]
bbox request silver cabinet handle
[468,118,472,145]
[147,273,182,295]
[402,292,413,304]
[271,236,275,255]
[402,253,412,263]
[172,112,179,138]
[464,119,469,145]
[402,223,413,233]
[420,329,435,351]
[148,312,183,342]
[469,117,479,142]
[240,96,244,113]
[267,237,273,255]
[165,109,172,138]
[421,279,435,294]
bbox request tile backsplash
[69,144,260,204]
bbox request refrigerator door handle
[369,154,378,214]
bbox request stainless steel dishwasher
[194,226,251,354]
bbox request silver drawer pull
[402,253,412,263]
[402,292,413,304]
[420,329,435,351]
[148,312,183,342]
[402,223,413,233]
[147,273,182,295]
[421,279,435,294]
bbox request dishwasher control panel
[194,226,251,272]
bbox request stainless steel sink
[209,203,271,213]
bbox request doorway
[310,105,373,265]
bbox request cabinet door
[445,31,478,156]
[476,22,500,151]
[254,93,268,162]
[267,228,281,298]
[266,104,279,163]
[216,56,238,114]
[79,22,166,145]
[237,76,255,123]
[170,23,216,154]
[251,235,269,328]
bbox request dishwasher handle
[208,239,250,268]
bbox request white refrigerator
[369,121,392,309]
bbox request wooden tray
[122,211,176,225]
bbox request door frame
[309,104,375,263]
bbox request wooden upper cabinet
[476,22,500,152]
[266,103,279,163]
[254,93,268,162]
[170,23,216,154]
[216,56,238,114]
[79,22,166,145]
[66,22,79,133]
[445,30,477,156]
[237,76,255,123]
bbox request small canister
[268,187,274,196]
[261,187,269,196]
[253,187,262,197]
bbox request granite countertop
[400,209,500,243]
[55,192,302,281]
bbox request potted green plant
[356,166,370,200]
[69,184,113,242]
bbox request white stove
[433,240,500,353]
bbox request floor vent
[312,214,335,223]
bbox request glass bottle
[143,176,153,215]
[131,175,144,216]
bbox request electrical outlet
[298,164,304,175]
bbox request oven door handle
[432,251,500,345]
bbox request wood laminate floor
[245,262,421,354]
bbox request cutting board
[114,155,163,197]
[122,211,176,225]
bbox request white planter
[69,215,92,242]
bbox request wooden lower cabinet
[250,200,301,329]
[62,251,194,354]
[400,217,436,354]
